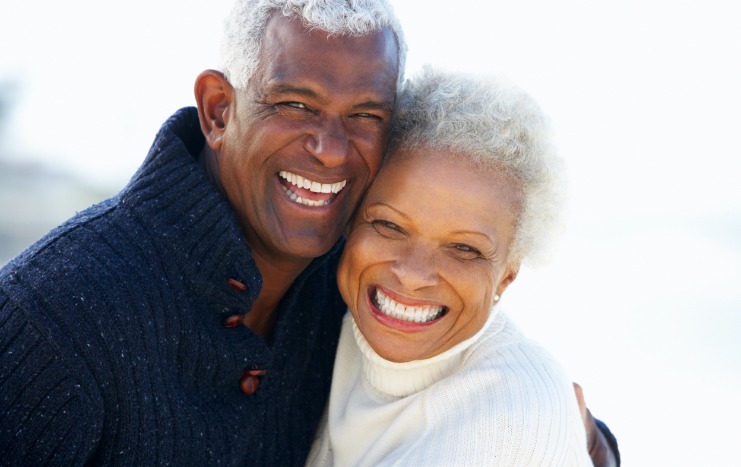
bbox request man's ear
[194,70,233,151]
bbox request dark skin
[195,15,398,338]
[196,70,299,336]
[194,12,615,465]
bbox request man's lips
[370,287,448,324]
[279,170,347,207]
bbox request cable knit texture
[0,107,347,466]
[307,310,594,466]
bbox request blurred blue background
[1,1,739,464]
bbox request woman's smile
[368,286,448,329]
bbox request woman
[308,66,593,466]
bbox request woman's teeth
[374,289,445,323]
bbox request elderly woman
[307,67,594,466]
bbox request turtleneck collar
[351,306,506,398]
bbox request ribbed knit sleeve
[0,291,101,465]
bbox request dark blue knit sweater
[0,108,347,466]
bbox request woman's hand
[573,383,619,467]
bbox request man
[0,1,402,464]
[0,0,617,465]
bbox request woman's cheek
[338,238,372,304]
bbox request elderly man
[0,0,617,465]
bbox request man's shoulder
[0,196,158,317]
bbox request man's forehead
[261,13,399,73]
[255,14,399,100]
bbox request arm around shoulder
[574,382,620,467]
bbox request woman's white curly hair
[219,0,407,90]
[388,66,566,266]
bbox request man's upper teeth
[279,171,347,194]
[375,289,444,323]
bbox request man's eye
[371,219,404,237]
[282,101,307,110]
[354,112,381,120]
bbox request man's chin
[273,230,345,262]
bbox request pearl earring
[494,294,501,302]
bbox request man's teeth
[279,171,347,194]
[281,185,328,207]
[374,289,445,323]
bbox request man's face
[217,14,399,264]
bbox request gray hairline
[386,67,565,267]
[218,0,407,92]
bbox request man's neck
[198,146,224,194]
[243,250,313,340]
[198,145,315,339]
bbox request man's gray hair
[389,66,565,266]
[220,0,407,90]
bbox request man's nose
[304,116,350,167]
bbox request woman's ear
[494,265,520,304]
[194,70,233,151]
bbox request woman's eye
[370,219,404,237]
[453,244,482,258]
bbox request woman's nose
[389,244,440,291]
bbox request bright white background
[1,1,740,465]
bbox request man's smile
[279,170,348,207]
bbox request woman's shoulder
[419,312,592,465]
[441,311,578,416]
[468,311,566,375]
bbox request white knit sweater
[307,309,593,466]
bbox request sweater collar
[351,307,505,397]
[121,107,343,320]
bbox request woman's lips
[367,286,447,331]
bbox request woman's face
[338,147,521,362]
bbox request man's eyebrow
[352,100,394,113]
[270,83,321,100]
[269,83,393,112]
